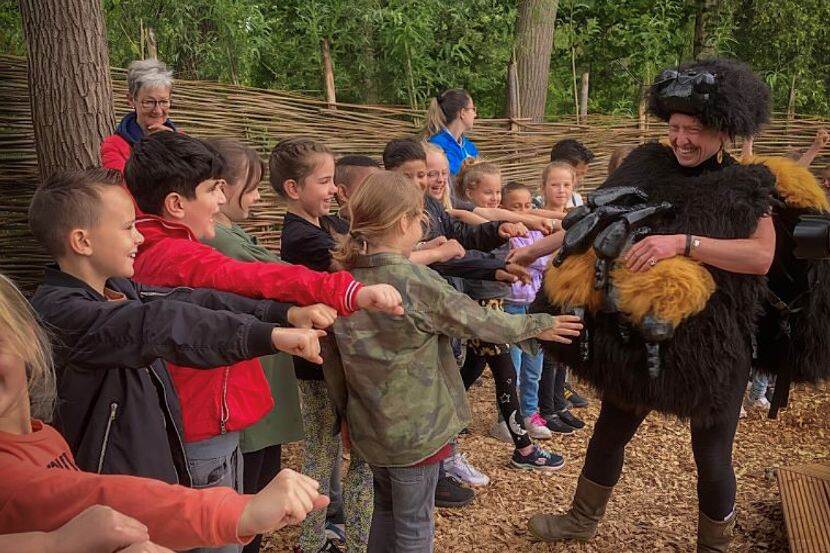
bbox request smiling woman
[100,59,178,174]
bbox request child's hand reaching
[498,222,529,238]
[237,469,330,536]
[435,239,465,262]
[536,315,583,344]
[287,304,338,329]
[44,505,151,553]
[271,328,326,364]
[813,128,829,149]
[525,217,554,235]
[495,262,531,284]
[419,236,448,250]
[355,284,404,315]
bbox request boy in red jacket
[123,132,402,552]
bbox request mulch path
[264,376,829,552]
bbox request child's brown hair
[29,168,124,258]
[455,158,501,201]
[333,171,424,269]
[268,137,333,198]
[205,138,265,210]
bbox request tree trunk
[146,27,158,59]
[515,0,558,122]
[571,47,579,123]
[321,37,337,109]
[692,0,720,59]
[787,73,797,121]
[505,53,520,131]
[579,70,589,120]
[18,0,114,181]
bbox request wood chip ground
[264,377,829,552]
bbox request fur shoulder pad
[743,155,829,212]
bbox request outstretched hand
[355,284,404,315]
[287,303,338,329]
[499,222,529,239]
[238,469,330,536]
[536,315,583,344]
[813,128,829,149]
[271,328,326,364]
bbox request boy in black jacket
[28,168,331,486]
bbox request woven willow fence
[1,54,828,292]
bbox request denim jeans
[186,431,243,553]
[504,302,544,418]
[368,462,440,553]
[748,369,770,401]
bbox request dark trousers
[241,445,282,553]
[582,400,740,520]
[460,345,532,449]
[538,355,568,416]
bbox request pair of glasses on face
[140,99,171,110]
[462,106,477,113]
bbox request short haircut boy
[550,138,595,165]
[125,132,225,215]
[502,180,531,199]
[335,155,381,192]
[383,138,426,170]
[29,168,124,258]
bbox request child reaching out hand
[325,170,581,552]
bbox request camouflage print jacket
[326,253,556,467]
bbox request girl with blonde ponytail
[426,88,479,176]
[327,171,583,552]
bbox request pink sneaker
[524,412,553,439]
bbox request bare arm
[505,231,565,266]
[625,216,775,275]
[529,207,567,220]
[448,208,489,225]
[472,207,555,233]
[798,129,829,168]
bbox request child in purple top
[500,182,554,439]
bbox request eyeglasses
[140,99,171,110]
[462,106,477,113]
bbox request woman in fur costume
[526,59,781,552]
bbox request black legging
[538,356,568,416]
[582,400,740,520]
[241,444,282,553]
[461,345,532,449]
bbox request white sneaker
[489,420,513,443]
[523,414,553,440]
[745,396,771,411]
[739,405,747,418]
[445,452,490,487]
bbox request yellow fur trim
[543,249,603,312]
[744,155,829,212]
[611,257,715,327]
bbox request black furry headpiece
[648,58,770,138]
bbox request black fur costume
[534,143,775,427]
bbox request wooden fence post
[322,37,337,110]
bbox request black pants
[582,400,740,520]
[241,445,282,553]
[461,345,532,449]
[538,355,568,416]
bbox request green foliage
[1,0,828,117]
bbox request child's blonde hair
[0,274,56,421]
[541,161,577,187]
[422,142,453,211]
[333,171,424,269]
[455,158,501,201]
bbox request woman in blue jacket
[427,89,479,177]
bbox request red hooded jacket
[132,215,362,441]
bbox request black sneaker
[557,409,585,429]
[543,413,575,434]
[511,444,565,473]
[293,538,344,553]
[435,475,475,508]
[564,382,589,408]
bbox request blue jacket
[429,129,479,175]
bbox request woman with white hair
[101,59,177,172]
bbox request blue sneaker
[511,445,565,473]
